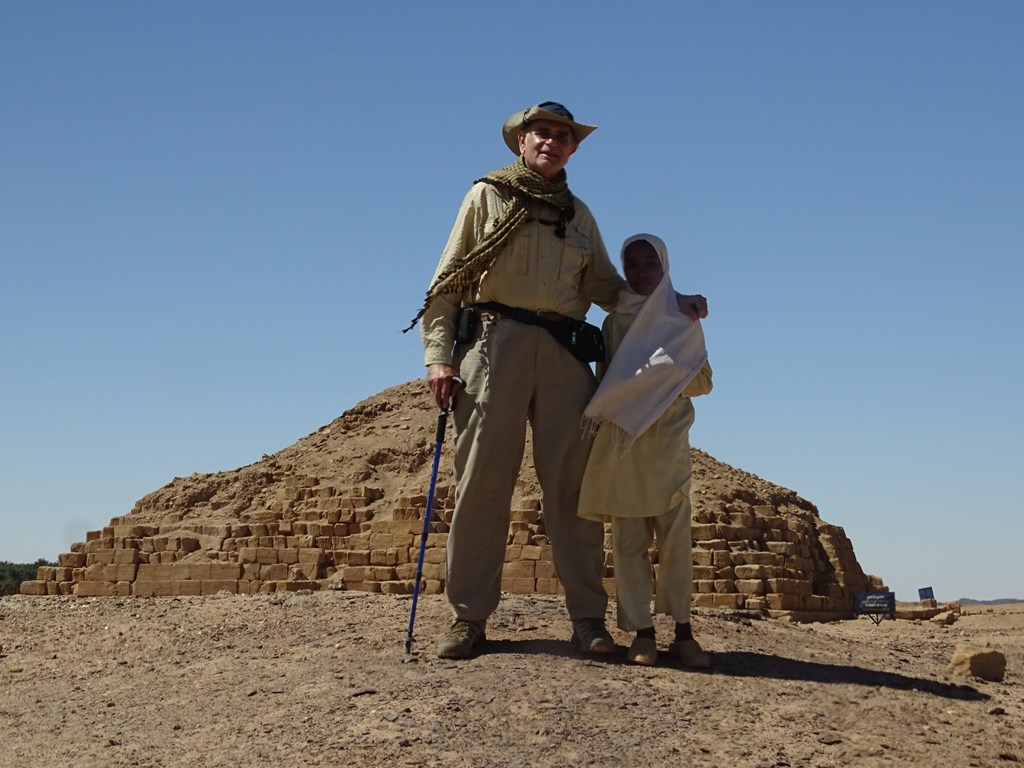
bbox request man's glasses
[524,126,575,145]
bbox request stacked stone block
[21,477,878,621]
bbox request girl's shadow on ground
[694,650,986,702]
[482,640,987,701]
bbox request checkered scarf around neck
[402,158,576,332]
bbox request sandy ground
[1,592,1021,768]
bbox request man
[410,102,708,659]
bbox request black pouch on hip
[455,306,481,344]
[544,320,605,363]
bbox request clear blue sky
[3,2,1021,601]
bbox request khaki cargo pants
[446,317,608,623]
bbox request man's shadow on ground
[481,640,988,702]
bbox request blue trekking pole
[404,377,462,655]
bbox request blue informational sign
[918,586,935,601]
[857,591,896,625]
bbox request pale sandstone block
[734,564,767,580]
[187,563,211,580]
[278,580,319,592]
[291,562,321,580]
[766,593,804,611]
[423,547,446,565]
[535,561,557,579]
[174,580,203,597]
[421,579,444,595]
[692,550,714,567]
[19,581,48,596]
[115,564,138,582]
[765,541,795,556]
[712,550,733,567]
[713,593,746,609]
[84,563,119,582]
[394,563,417,580]
[87,550,116,565]
[348,581,381,593]
[74,581,116,597]
[804,595,833,611]
[380,581,414,595]
[59,552,87,568]
[520,545,543,561]
[502,561,536,579]
[736,578,766,595]
[420,563,444,580]
[745,597,768,612]
[343,566,370,582]
[113,549,140,565]
[261,563,289,581]
[370,549,398,567]
[501,576,536,594]
[535,577,560,595]
[279,548,300,565]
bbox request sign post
[857,591,896,625]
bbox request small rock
[948,644,1006,682]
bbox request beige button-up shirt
[421,180,624,366]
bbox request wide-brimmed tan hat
[501,101,597,155]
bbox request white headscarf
[582,233,708,449]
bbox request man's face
[622,241,665,296]
[518,119,578,180]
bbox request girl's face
[622,240,664,296]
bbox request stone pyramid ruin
[21,381,886,620]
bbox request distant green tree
[0,560,52,596]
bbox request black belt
[466,303,605,363]
[475,302,575,325]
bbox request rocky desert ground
[3,380,1021,767]
[1,591,1021,768]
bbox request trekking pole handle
[436,376,464,440]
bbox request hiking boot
[570,618,614,654]
[667,638,711,668]
[626,636,658,666]
[436,619,486,659]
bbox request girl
[579,233,713,667]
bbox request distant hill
[958,597,1024,606]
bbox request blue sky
[2,2,1021,601]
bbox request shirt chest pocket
[557,229,589,288]
[490,218,589,286]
